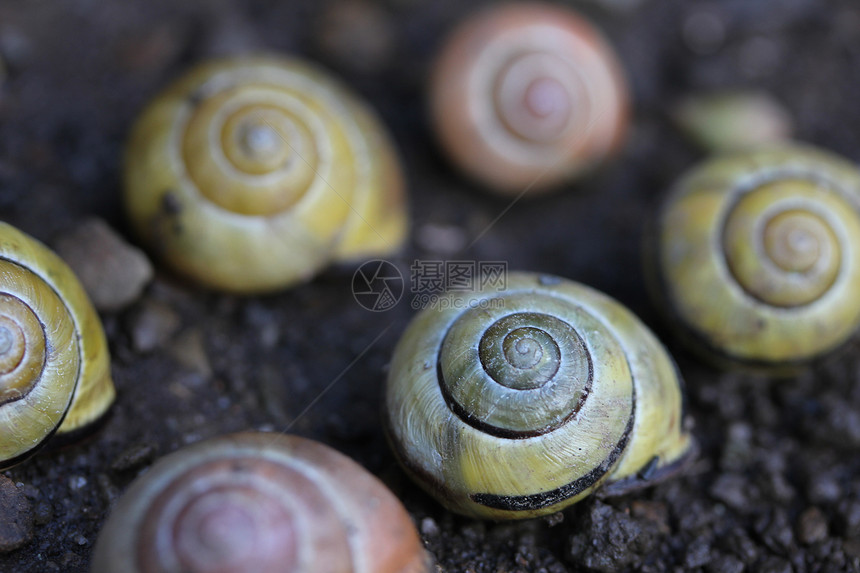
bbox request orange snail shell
[430,2,629,195]
[92,433,432,573]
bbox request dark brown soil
[2,0,860,571]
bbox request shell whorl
[721,177,847,308]
[439,302,597,439]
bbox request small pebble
[685,537,713,569]
[796,507,828,545]
[421,517,440,537]
[168,329,212,378]
[807,472,841,504]
[111,442,157,473]
[67,475,87,492]
[54,218,153,312]
[128,300,181,353]
[719,422,753,471]
[709,473,750,512]
[0,475,34,553]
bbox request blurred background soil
[2,0,860,571]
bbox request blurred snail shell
[93,433,432,573]
[0,223,115,468]
[384,272,693,520]
[650,144,860,371]
[124,55,408,293]
[430,3,629,195]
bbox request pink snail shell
[92,433,432,573]
[430,2,629,195]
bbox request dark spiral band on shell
[470,413,634,511]
[0,294,47,407]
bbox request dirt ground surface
[2,0,860,571]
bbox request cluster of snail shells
[385,272,694,520]
[0,223,115,469]
[93,433,431,573]
[430,3,629,195]
[124,55,408,293]
[651,144,860,371]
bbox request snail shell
[430,3,629,195]
[0,222,115,468]
[650,144,860,370]
[124,55,408,293]
[92,433,432,573]
[385,272,693,520]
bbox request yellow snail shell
[124,55,408,292]
[385,272,694,520]
[430,3,629,195]
[92,433,432,573]
[0,222,114,468]
[650,144,860,370]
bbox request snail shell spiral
[385,272,693,519]
[652,144,860,369]
[0,222,114,468]
[124,55,408,292]
[92,433,432,573]
[430,3,629,195]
